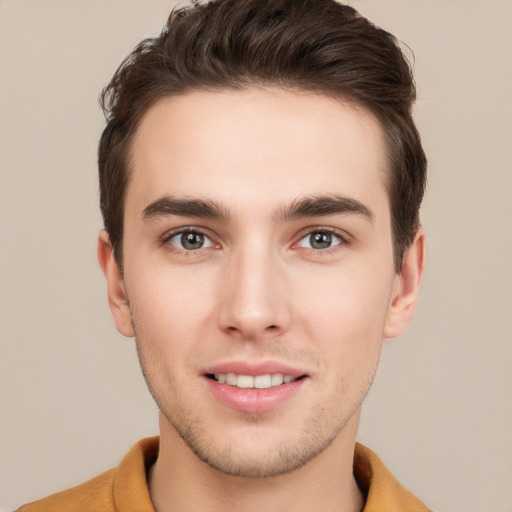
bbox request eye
[296,230,343,250]
[167,230,215,251]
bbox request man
[18,1,429,511]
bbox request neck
[148,411,364,512]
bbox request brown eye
[297,230,342,250]
[182,232,204,250]
[310,232,332,249]
[168,230,213,251]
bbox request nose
[218,243,291,340]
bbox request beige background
[1,1,511,511]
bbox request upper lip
[203,361,307,378]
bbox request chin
[162,404,346,478]
[189,439,333,478]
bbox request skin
[98,87,425,512]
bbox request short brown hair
[99,0,427,272]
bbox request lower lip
[204,376,307,413]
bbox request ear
[383,226,426,339]
[97,230,135,338]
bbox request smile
[205,371,307,413]
[210,373,298,389]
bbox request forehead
[127,87,389,218]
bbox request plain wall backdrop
[1,1,511,511]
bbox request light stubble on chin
[159,402,348,478]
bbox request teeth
[237,375,254,388]
[254,375,271,388]
[226,373,237,386]
[212,373,297,388]
[271,374,284,386]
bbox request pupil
[311,232,331,249]
[182,232,204,250]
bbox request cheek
[298,264,393,336]
[125,261,218,348]
[126,268,216,399]
[294,263,392,378]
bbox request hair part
[98,0,427,272]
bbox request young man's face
[100,87,423,477]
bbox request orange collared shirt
[17,437,431,512]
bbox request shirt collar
[112,437,430,512]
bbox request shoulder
[15,437,159,512]
[354,443,432,512]
[15,469,116,512]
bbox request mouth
[206,373,302,389]
[203,364,308,413]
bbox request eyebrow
[275,195,374,223]
[141,194,373,223]
[142,197,230,222]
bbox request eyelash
[162,227,218,255]
[294,227,350,253]
[161,226,351,255]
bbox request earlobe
[383,227,426,339]
[97,230,135,338]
